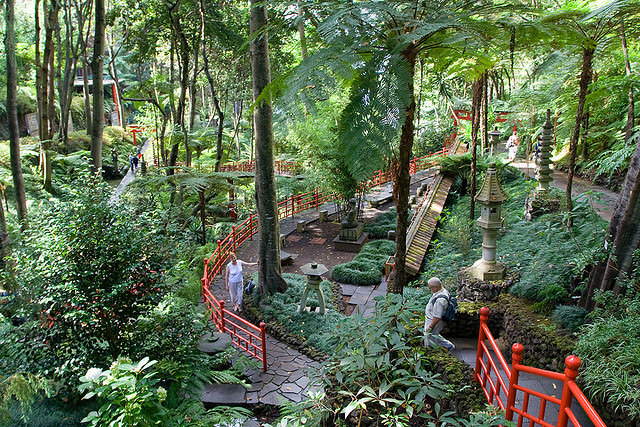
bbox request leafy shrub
[1,174,174,395]
[363,208,397,238]
[551,305,588,332]
[330,240,395,286]
[248,273,343,355]
[574,292,640,422]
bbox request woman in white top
[225,252,257,313]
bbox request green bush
[574,293,640,422]
[551,305,588,332]
[330,239,395,286]
[363,208,397,238]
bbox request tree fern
[0,373,51,424]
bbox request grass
[330,239,396,286]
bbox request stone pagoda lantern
[488,126,502,156]
[525,109,560,220]
[470,162,507,281]
[298,262,328,314]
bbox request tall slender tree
[5,0,28,228]
[250,0,287,295]
[90,0,105,172]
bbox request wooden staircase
[405,140,466,275]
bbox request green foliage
[363,208,398,239]
[0,373,51,425]
[331,240,396,286]
[323,294,505,424]
[78,357,169,426]
[574,292,640,420]
[255,274,343,355]
[550,305,588,332]
[422,174,606,309]
[1,174,173,395]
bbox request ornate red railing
[201,274,267,372]
[218,159,303,176]
[201,141,457,368]
[475,307,606,427]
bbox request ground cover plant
[287,294,508,426]
[330,239,396,286]
[574,291,640,424]
[417,173,606,310]
[249,273,344,355]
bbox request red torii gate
[451,109,511,128]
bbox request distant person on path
[424,277,455,351]
[507,130,519,161]
[225,252,258,313]
[131,153,139,173]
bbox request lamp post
[488,126,502,156]
[298,262,328,314]
[469,162,507,281]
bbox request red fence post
[260,322,267,372]
[315,189,319,210]
[232,226,237,252]
[475,307,490,381]
[290,195,295,218]
[505,343,524,421]
[219,300,226,332]
[557,356,581,427]
[249,213,254,241]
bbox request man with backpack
[424,277,456,351]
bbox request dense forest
[0,0,639,425]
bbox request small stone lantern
[536,109,554,194]
[488,126,502,156]
[470,162,508,281]
[298,262,328,314]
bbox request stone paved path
[109,137,152,203]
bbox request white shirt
[227,261,243,283]
[424,288,450,335]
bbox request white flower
[85,368,103,382]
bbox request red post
[475,307,490,381]
[249,213,254,241]
[505,343,524,421]
[290,195,295,218]
[201,277,207,299]
[216,239,222,270]
[232,226,237,251]
[315,189,319,210]
[219,300,226,332]
[557,355,581,427]
[260,322,267,372]
[378,170,383,185]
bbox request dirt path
[512,160,619,222]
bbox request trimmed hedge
[330,239,395,286]
[363,209,397,238]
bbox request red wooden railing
[219,159,303,176]
[201,140,457,368]
[475,307,606,427]
[201,274,267,372]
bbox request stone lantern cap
[488,126,502,138]
[475,163,508,204]
[300,262,328,277]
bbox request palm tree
[283,0,493,293]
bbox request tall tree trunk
[250,0,287,295]
[480,72,488,153]
[566,47,594,227]
[0,196,8,270]
[621,19,635,144]
[388,44,417,295]
[581,134,640,309]
[198,0,225,172]
[90,0,105,172]
[35,0,43,139]
[297,2,308,59]
[470,76,482,220]
[6,0,28,229]
[189,45,199,131]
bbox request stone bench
[319,209,329,222]
[280,233,286,247]
[368,195,393,208]
[296,220,306,233]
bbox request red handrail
[201,143,456,369]
[476,307,607,427]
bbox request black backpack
[433,294,459,323]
